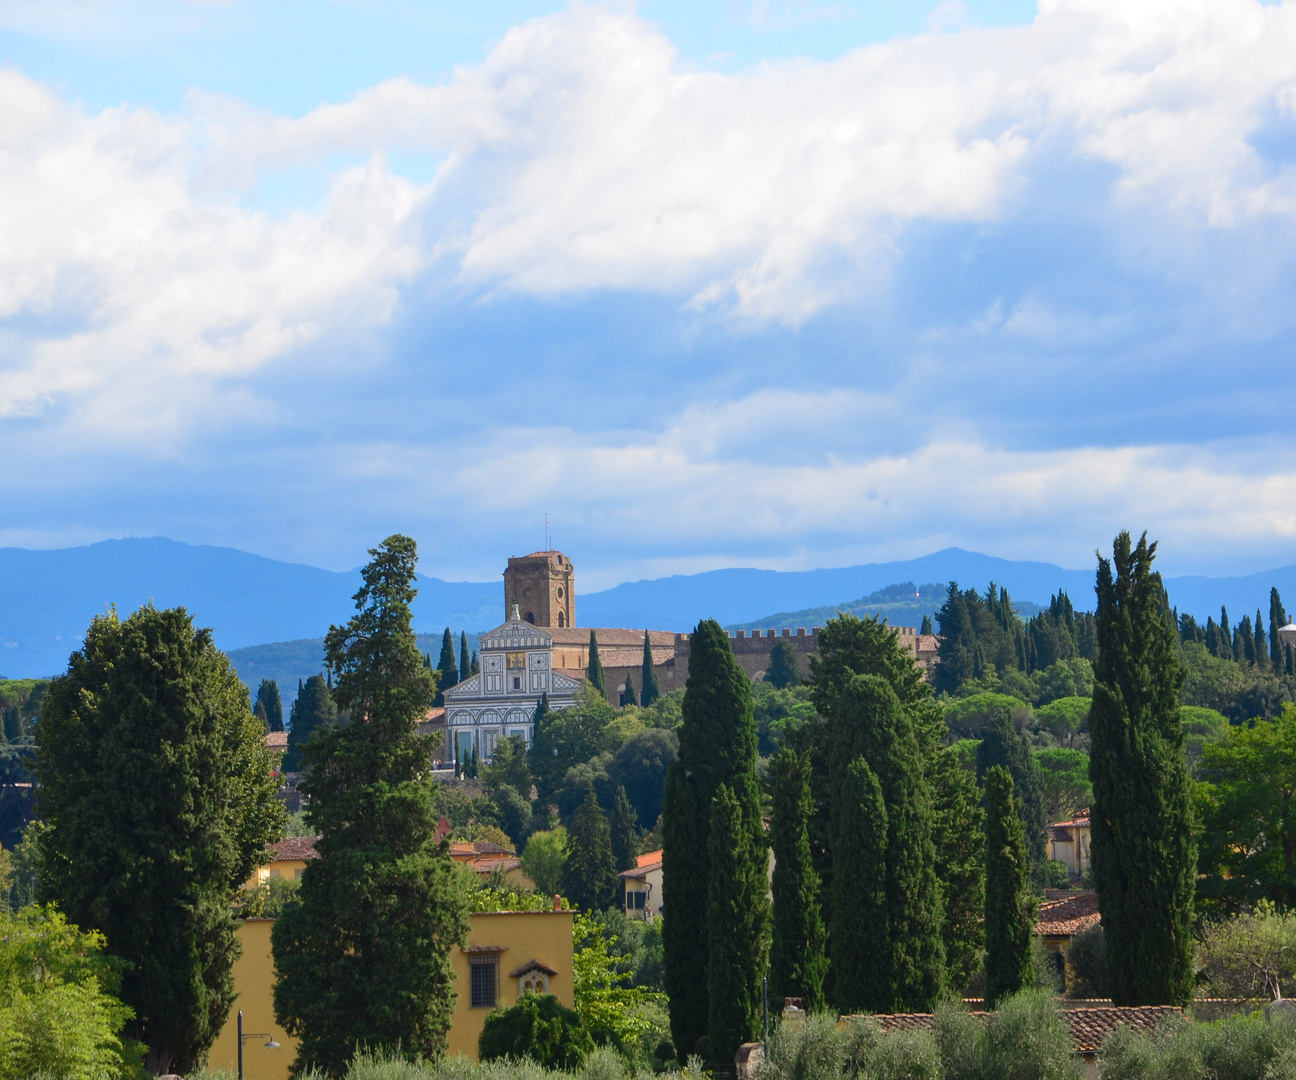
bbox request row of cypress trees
[584,629,662,706]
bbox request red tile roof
[267,836,320,862]
[475,857,523,875]
[619,851,663,879]
[1036,890,1101,937]
[264,731,288,750]
[1051,811,1092,829]
[637,849,663,867]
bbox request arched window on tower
[524,612,535,624]
[558,611,566,627]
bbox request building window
[513,676,521,690]
[558,612,566,627]
[470,957,499,1008]
[627,890,645,910]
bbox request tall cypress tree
[976,712,1048,870]
[1089,531,1196,1006]
[284,674,338,772]
[459,631,472,683]
[561,787,616,910]
[641,632,661,708]
[663,619,767,1062]
[587,631,606,699]
[707,784,769,1065]
[1219,607,1233,660]
[769,748,828,1011]
[622,671,636,708]
[471,651,479,675]
[610,783,639,872]
[983,765,1034,1008]
[273,536,470,1071]
[256,678,285,733]
[1256,609,1269,668]
[435,628,458,706]
[1271,589,1288,672]
[829,757,889,1013]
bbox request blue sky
[3,0,1296,590]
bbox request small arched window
[558,612,566,627]
[524,612,535,624]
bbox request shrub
[1064,926,1107,998]
[934,991,1080,1080]
[478,993,594,1070]
[1098,1011,1296,1080]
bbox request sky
[3,0,1296,590]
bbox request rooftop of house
[1036,890,1101,937]
[264,730,288,750]
[450,840,517,857]
[1051,810,1092,830]
[267,835,320,862]
[619,850,663,879]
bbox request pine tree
[561,787,616,910]
[435,628,459,705]
[975,712,1048,870]
[1271,589,1288,672]
[663,619,767,1062]
[460,632,472,683]
[766,639,800,689]
[641,632,661,708]
[829,756,888,1013]
[622,671,636,708]
[983,766,1035,1008]
[256,679,285,733]
[707,784,769,1065]
[769,748,828,1011]
[587,631,606,699]
[610,784,638,872]
[273,536,470,1072]
[1089,531,1195,1006]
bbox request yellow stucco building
[209,908,575,1079]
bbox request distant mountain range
[4,538,1296,696]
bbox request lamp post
[236,1009,280,1080]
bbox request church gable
[444,674,481,701]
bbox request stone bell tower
[503,551,574,628]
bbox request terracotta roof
[1050,826,1075,842]
[422,706,446,724]
[547,628,676,647]
[637,849,663,867]
[475,857,523,875]
[264,731,288,750]
[1051,811,1091,829]
[267,836,320,862]
[1036,890,1101,937]
[554,668,589,680]
[619,851,663,879]
[450,840,517,857]
[510,959,559,977]
[868,1005,1183,1055]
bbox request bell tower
[503,551,574,628]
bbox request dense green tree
[1271,589,1289,673]
[825,673,943,1011]
[769,748,828,1011]
[529,685,617,802]
[284,674,339,772]
[478,991,593,1069]
[36,604,284,1075]
[983,766,1035,1008]
[829,756,889,1012]
[472,651,480,674]
[460,631,472,683]
[621,671,636,708]
[706,784,769,1065]
[608,727,678,830]
[435,628,459,706]
[609,784,638,873]
[766,639,801,689]
[1257,610,1271,668]
[256,678,285,733]
[928,746,985,993]
[1089,531,1195,1006]
[520,827,568,897]
[562,787,616,911]
[1237,614,1257,666]
[1036,747,1092,821]
[663,619,766,1062]
[641,632,661,708]
[272,536,470,1072]
[975,712,1048,869]
[254,698,269,730]
[587,631,606,699]
[920,614,934,635]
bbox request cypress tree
[707,784,769,1065]
[769,748,828,1011]
[586,631,606,699]
[641,632,661,708]
[929,747,985,993]
[825,673,943,1011]
[1256,609,1269,668]
[284,674,338,772]
[254,699,269,731]
[1219,607,1233,660]
[460,631,472,683]
[1238,614,1256,665]
[766,639,800,689]
[920,614,934,635]
[561,787,616,910]
[1089,531,1195,1006]
[435,628,458,705]
[256,678,285,733]
[975,712,1048,870]
[471,651,479,675]
[829,757,889,1013]
[610,783,638,872]
[663,619,767,1062]
[983,765,1035,1008]
[272,537,469,1071]
[622,671,636,708]
[1271,589,1288,672]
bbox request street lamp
[236,1009,280,1080]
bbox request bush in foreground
[479,993,594,1070]
[1099,1010,1296,1080]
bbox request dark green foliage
[1256,610,1270,668]
[641,632,661,708]
[483,733,532,796]
[256,678,285,732]
[622,671,636,708]
[983,766,1035,1008]
[608,727,678,829]
[920,614,934,635]
[1237,614,1256,666]
[254,698,269,729]
[975,712,1048,870]
[587,631,606,699]
[824,672,944,1011]
[610,784,638,872]
[35,603,285,1075]
[769,748,828,1011]
[929,746,985,994]
[1271,589,1288,673]
[663,619,766,1062]
[706,783,769,1066]
[829,757,889,1013]
[766,639,801,689]
[562,788,616,911]
[272,536,470,1073]
[284,673,338,771]
[1064,925,1108,998]
[460,631,472,683]
[478,992,593,1069]
[472,650,480,674]
[435,627,458,706]
[529,687,617,802]
[1089,531,1195,1006]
